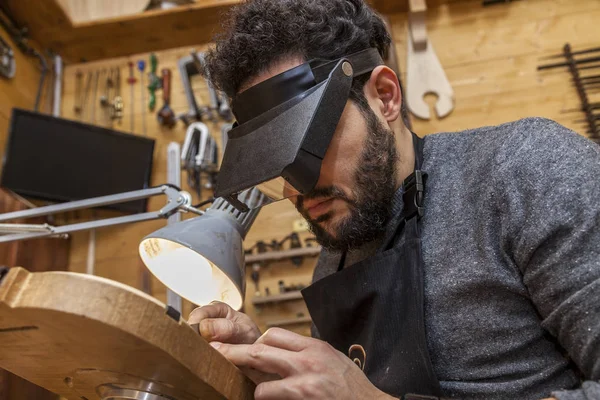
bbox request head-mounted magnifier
[215,48,385,212]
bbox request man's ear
[364,65,401,123]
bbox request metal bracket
[178,51,233,123]
[0,186,202,243]
[0,35,15,79]
[182,122,219,197]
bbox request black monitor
[0,109,155,214]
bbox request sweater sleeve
[498,119,600,399]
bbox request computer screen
[0,109,155,213]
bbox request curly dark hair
[203,0,409,125]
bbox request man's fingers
[188,302,231,325]
[199,318,240,342]
[213,342,298,377]
[255,327,315,352]
[239,367,281,385]
[254,377,305,400]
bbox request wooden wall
[56,0,599,335]
[0,19,52,162]
[0,19,63,400]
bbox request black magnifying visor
[215,48,384,212]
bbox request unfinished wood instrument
[0,267,255,400]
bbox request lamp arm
[0,185,202,243]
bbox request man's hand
[188,301,261,344]
[211,327,395,400]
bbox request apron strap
[338,132,426,268]
[381,132,426,251]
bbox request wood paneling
[391,0,600,135]
[57,0,598,338]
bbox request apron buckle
[402,170,427,221]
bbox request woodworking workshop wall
[0,20,62,400]
[398,1,599,136]
[0,26,49,167]
[59,0,600,336]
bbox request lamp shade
[139,211,246,310]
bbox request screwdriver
[127,61,137,133]
[137,60,147,137]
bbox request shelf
[3,0,242,62]
[251,291,303,306]
[245,246,322,264]
[2,0,412,62]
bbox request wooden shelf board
[251,290,304,306]
[266,316,312,328]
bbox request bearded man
[189,1,600,399]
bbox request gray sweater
[311,118,600,400]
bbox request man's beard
[296,107,398,252]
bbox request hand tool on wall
[251,264,261,296]
[0,35,15,78]
[179,51,233,123]
[406,0,454,120]
[33,55,49,112]
[157,68,176,127]
[81,71,93,118]
[100,68,114,123]
[52,55,62,117]
[90,70,100,123]
[147,53,161,111]
[178,52,206,122]
[100,69,111,107]
[190,51,233,121]
[44,50,55,114]
[277,280,306,294]
[137,60,147,136]
[540,47,600,60]
[562,102,600,114]
[0,11,48,111]
[112,67,124,121]
[538,44,600,141]
[250,241,268,297]
[538,55,600,70]
[127,61,137,132]
[276,232,304,266]
[181,122,219,197]
[245,234,321,269]
[74,70,83,114]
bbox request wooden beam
[0,0,424,63]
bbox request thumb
[200,318,242,343]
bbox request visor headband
[232,48,384,124]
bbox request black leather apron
[301,134,443,399]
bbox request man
[189,1,600,399]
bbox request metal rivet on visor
[342,62,353,77]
